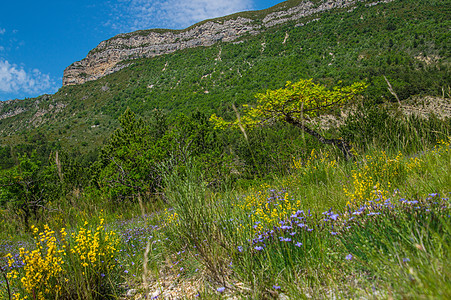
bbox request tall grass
[155,139,450,298]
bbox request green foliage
[211,78,366,129]
[0,145,14,170]
[97,108,235,201]
[98,108,161,201]
[211,78,366,159]
[340,102,451,152]
[0,151,61,228]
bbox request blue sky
[0,0,284,101]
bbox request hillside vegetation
[0,0,450,299]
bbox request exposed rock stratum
[63,0,390,86]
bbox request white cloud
[0,28,5,35]
[0,60,57,96]
[108,0,255,32]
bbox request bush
[3,218,122,299]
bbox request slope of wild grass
[1,0,449,152]
[1,137,450,299]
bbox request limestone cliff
[62,0,391,86]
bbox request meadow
[1,131,450,299]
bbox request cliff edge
[62,0,382,86]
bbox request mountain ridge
[63,0,392,86]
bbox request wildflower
[367,212,381,216]
[330,213,339,220]
[237,246,243,252]
[273,285,281,290]
[345,254,353,260]
[403,258,410,262]
[217,287,225,292]
[295,242,302,247]
[254,246,264,251]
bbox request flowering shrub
[292,149,337,175]
[344,150,422,206]
[163,208,179,226]
[3,219,121,299]
[238,184,301,233]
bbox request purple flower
[255,246,264,251]
[279,237,291,242]
[237,246,243,252]
[345,254,353,260]
[403,258,410,262]
[273,285,281,290]
[217,287,225,292]
[295,242,302,247]
[367,212,381,216]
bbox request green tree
[0,151,60,228]
[98,108,166,201]
[0,145,14,169]
[210,79,366,159]
[167,112,234,188]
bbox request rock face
[62,0,391,86]
[62,17,258,86]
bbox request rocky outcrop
[62,0,395,86]
[0,105,27,121]
[63,17,258,86]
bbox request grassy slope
[1,137,449,299]
[0,0,449,151]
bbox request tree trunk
[284,115,354,160]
